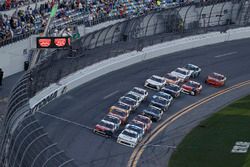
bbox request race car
[130,120,147,132]
[124,92,143,103]
[164,73,182,85]
[183,64,201,78]
[205,72,227,87]
[119,96,140,111]
[125,124,145,141]
[161,84,182,98]
[132,115,152,131]
[130,87,148,101]
[109,108,129,124]
[117,129,140,148]
[110,102,132,114]
[102,114,122,129]
[152,91,173,105]
[142,105,163,122]
[150,96,170,112]
[170,67,192,82]
[93,120,118,137]
[181,80,202,96]
[144,75,166,91]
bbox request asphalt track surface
[36,38,250,167]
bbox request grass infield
[169,95,250,167]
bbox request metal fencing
[1,0,250,166]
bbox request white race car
[144,75,166,91]
[170,68,192,82]
[117,129,140,148]
[183,64,201,78]
[130,87,148,101]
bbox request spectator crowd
[0,0,185,45]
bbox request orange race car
[205,72,227,87]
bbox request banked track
[37,38,250,167]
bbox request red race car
[205,72,227,87]
[132,115,152,131]
[181,80,202,96]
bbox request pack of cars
[94,63,227,148]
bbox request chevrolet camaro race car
[117,129,140,147]
[161,84,182,98]
[181,80,202,96]
[142,105,163,122]
[205,72,227,87]
[184,64,201,78]
[93,120,118,137]
[170,67,192,82]
[144,75,166,90]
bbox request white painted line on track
[214,51,237,58]
[103,90,119,100]
[37,111,93,130]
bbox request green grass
[169,95,250,167]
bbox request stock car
[102,114,121,129]
[110,102,132,114]
[142,105,163,122]
[161,84,182,98]
[93,120,118,137]
[152,91,173,105]
[117,129,140,148]
[170,67,192,82]
[109,108,129,124]
[119,96,140,111]
[205,72,227,87]
[184,64,201,78]
[164,73,182,85]
[132,115,152,131]
[131,87,148,101]
[150,96,170,112]
[125,92,143,103]
[125,124,145,141]
[181,80,203,96]
[130,120,147,132]
[144,75,166,91]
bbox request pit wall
[29,26,250,110]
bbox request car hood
[118,134,138,142]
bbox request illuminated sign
[36,37,71,48]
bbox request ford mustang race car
[119,96,140,111]
[150,96,170,112]
[152,91,173,105]
[142,105,163,122]
[125,124,145,141]
[117,129,140,147]
[181,80,202,96]
[205,72,227,87]
[103,114,121,129]
[131,87,148,101]
[170,68,192,82]
[184,64,201,78]
[132,115,152,131]
[161,84,182,98]
[93,120,118,137]
[111,102,132,114]
[164,73,182,85]
[109,108,129,124]
[144,75,166,91]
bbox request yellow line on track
[127,80,250,167]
